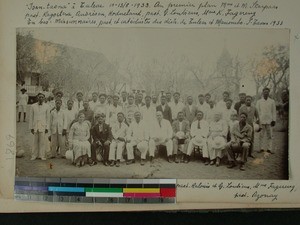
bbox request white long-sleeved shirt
[150,119,173,140]
[64,109,77,132]
[209,119,228,138]
[140,105,156,124]
[190,119,209,138]
[73,100,84,113]
[256,97,276,124]
[111,122,128,141]
[89,100,99,112]
[127,120,149,142]
[196,102,210,119]
[169,101,185,120]
[222,108,237,124]
[50,109,68,135]
[29,103,50,132]
[108,105,123,126]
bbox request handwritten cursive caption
[23,0,283,27]
[177,181,296,202]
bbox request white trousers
[187,138,209,158]
[126,140,148,160]
[51,133,66,157]
[109,140,125,161]
[148,139,173,157]
[207,137,224,160]
[259,124,273,151]
[32,132,46,159]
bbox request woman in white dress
[68,113,91,166]
[208,111,227,166]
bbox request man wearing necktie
[185,111,209,163]
[172,112,190,163]
[149,111,173,163]
[109,112,128,167]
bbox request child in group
[17,88,28,122]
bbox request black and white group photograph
[16,28,289,179]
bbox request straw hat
[253,123,260,132]
[16,149,25,158]
[193,135,205,146]
[65,150,74,162]
[212,136,226,150]
[176,131,185,139]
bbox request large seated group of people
[20,86,279,171]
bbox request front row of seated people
[68,109,252,171]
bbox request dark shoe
[180,155,185,163]
[23,120,26,122]
[267,150,274,154]
[150,156,154,164]
[257,149,264,153]
[126,160,135,165]
[204,160,209,166]
[116,160,120,167]
[90,161,97,166]
[240,164,246,171]
[174,155,179,163]
[216,158,220,167]
[17,120,20,123]
[227,162,236,169]
[167,156,173,163]
[140,159,145,166]
[110,161,115,167]
[184,155,190,163]
[210,160,215,165]
[104,161,109,166]
[248,154,255,158]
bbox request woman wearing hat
[207,111,227,166]
[17,88,28,122]
[68,113,91,166]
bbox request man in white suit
[109,112,128,167]
[29,93,50,160]
[149,111,173,163]
[126,111,149,166]
[50,99,67,158]
[185,110,209,163]
[256,87,277,154]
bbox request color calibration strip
[14,177,176,204]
